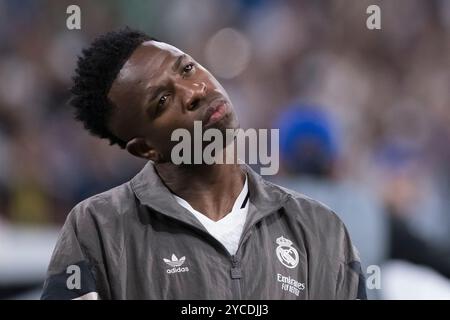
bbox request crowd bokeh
[0,0,449,299]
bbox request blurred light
[204,28,251,79]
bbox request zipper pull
[231,255,242,279]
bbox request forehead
[114,40,185,84]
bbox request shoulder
[58,182,135,264]
[266,179,343,228]
[67,181,135,230]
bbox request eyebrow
[172,54,186,72]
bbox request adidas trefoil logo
[164,254,186,267]
[163,254,189,274]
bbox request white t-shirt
[173,177,249,256]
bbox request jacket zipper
[230,255,242,299]
[227,213,274,299]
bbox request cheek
[155,106,196,131]
[146,118,192,155]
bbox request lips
[203,99,228,127]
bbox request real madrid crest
[275,236,299,269]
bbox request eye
[153,93,171,117]
[158,93,170,108]
[182,63,195,75]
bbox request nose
[175,81,207,111]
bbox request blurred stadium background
[0,0,449,299]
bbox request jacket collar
[130,161,288,229]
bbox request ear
[126,137,161,162]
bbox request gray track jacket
[41,161,366,300]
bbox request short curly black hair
[70,27,154,149]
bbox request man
[41,28,366,299]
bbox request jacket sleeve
[335,223,367,300]
[40,204,110,300]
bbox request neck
[154,162,245,221]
